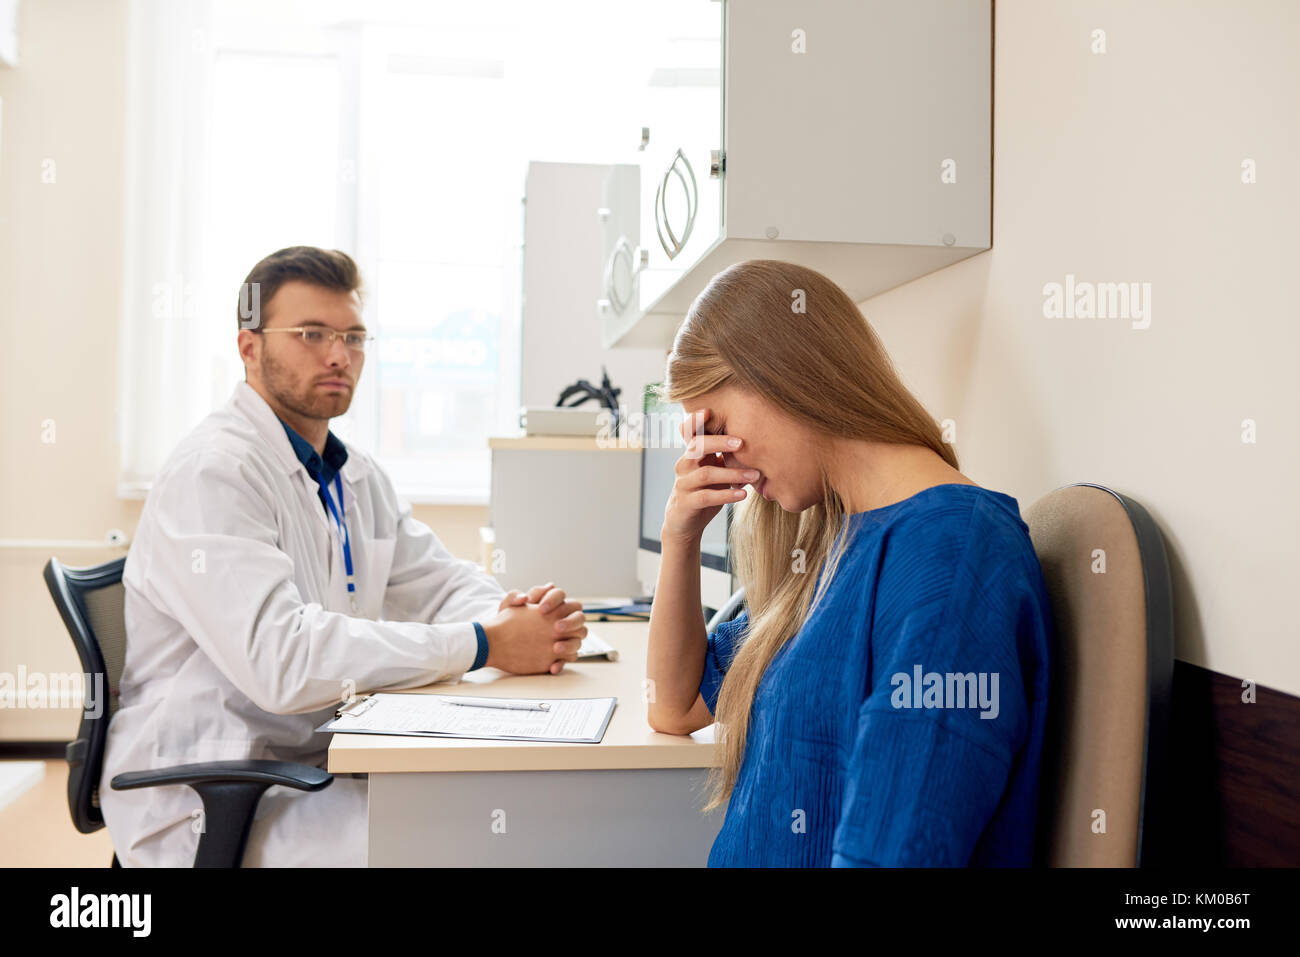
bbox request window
[119,0,715,503]
[351,26,520,500]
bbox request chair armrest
[109,759,333,866]
[111,759,332,793]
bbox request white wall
[0,0,133,740]
[860,0,1299,695]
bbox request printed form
[317,693,617,744]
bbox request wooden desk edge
[328,740,719,774]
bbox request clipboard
[317,692,617,744]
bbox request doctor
[101,245,587,867]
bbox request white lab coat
[100,380,508,866]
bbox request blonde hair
[657,259,959,811]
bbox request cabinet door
[632,0,725,315]
[597,164,642,337]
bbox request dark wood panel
[1147,661,1300,866]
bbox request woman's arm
[646,537,713,734]
[646,410,756,734]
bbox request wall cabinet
[601,0,993,349]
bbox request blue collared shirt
[279,419,349,514]
[278,418,488,671]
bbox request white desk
[326,621,726,866]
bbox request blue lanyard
[315,472,356,604]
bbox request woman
[646,260,1053,867]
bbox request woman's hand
[661,407,760,546]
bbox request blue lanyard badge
[315,472,358,611]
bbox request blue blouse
[699,483,1053,867]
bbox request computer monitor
[637,393,736,613]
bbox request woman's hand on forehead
[679,408,708,444]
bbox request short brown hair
[236,246,363,330]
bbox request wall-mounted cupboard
[600,0,992,349]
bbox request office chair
[709,486,1174,867]
[706,586,746,633]
[43,556,333,868]
[1023,484,1173,866]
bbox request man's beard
[259,350,353,422]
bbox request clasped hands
[483,581,587,675]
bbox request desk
[327,621,726,866]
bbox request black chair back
[42,556,128,834]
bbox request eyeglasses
[258,327,375,353]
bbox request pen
[440,697,550,712]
